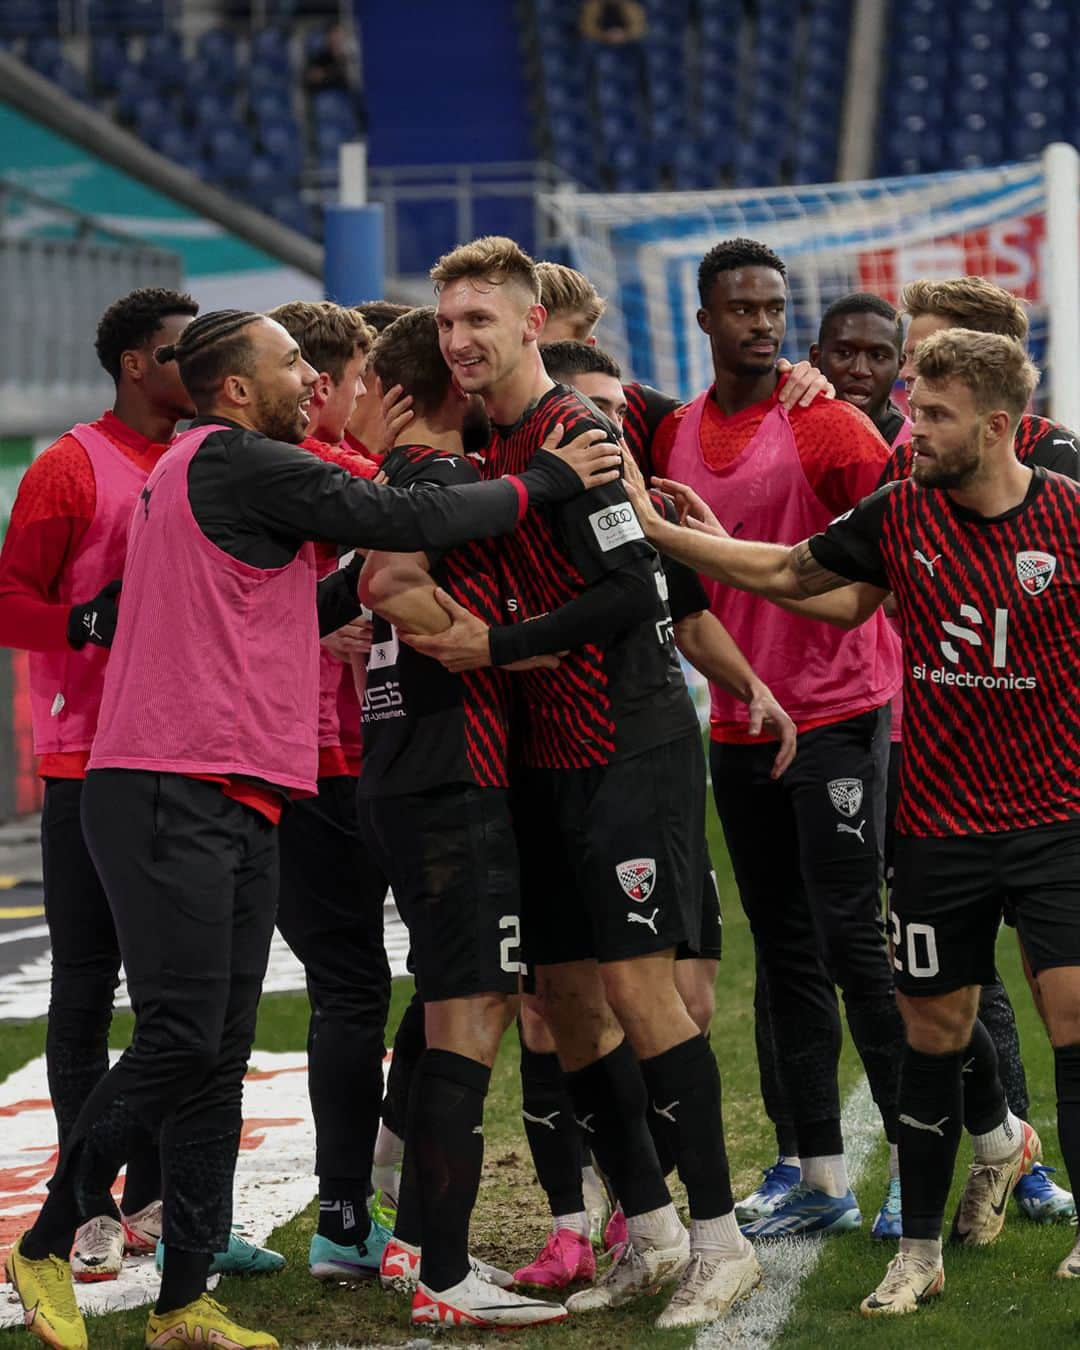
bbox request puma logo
[522,1109,560,1131]
[574,1114,595,1135]
[914,549,941,577]
[899,1113,949,1137]
[837,819,866,843]
[653,1100,679,1124]
[627,908,659,934]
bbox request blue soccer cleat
[1014,1164,1077,1224]
[734,1160,801,1223]
[870,1176,902,1240]
[740,1182,862,1239]
[309,1216,392,1282]
[156,1231,286,1277]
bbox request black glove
[67,580,122,650]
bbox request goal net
[541,151,1079,420]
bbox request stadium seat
[207,124,254,184]
[251,27,291,66]
[90,34,128,93]
[24,37,63,77]
[196,28,237,82]
[0,0,58,38]
[270,195,313,235]
[947,126,1003,167]
[140,31,183,84]
[190,89,239,131]
[133,95,169,145]
[87,0,164,35]
[261,123,305,177]
[115,65,150,121]
[311,88,358,135]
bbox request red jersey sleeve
[301,436,381,478]
[650,405,688,478]
[0,435,95,651]
[789,398,890,516]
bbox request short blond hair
[914,328,1039,426]
[536,261,606,336]
[430,235,541,303]
[901,277,1029,342]
[266,300,374,382]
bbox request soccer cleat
[5,1235,88,1350]
[72,1214,124,1282]
[122,1200,163,1255]
[565,1230,690,1313]
[514,1229,596,1289]
[309,1216,392,1283]
[144,1294,278,1348]
[156,1232,286,1277]
[1014,1163,1076,1224]
[370,1163,401,1213]
[950,1120,1040,1246]
[870,1177,902,1240]
[411,1269,567,1329]
[379,1237,513,1294]
[603,1204,628,1253]
[734,1159,801,1223]
[654,1247,763,1328]
[740,1183,861,1239]
[860,1250,944,1317]
[368,1187,397,1232]
[1054,1232,1080,1278]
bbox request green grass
[0,813,1068,1347]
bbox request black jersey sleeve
[651,490,708,621]
[623,382,681,475]
[381,446,483,566]
[806,484,898,588]
[1027,421,1080,480]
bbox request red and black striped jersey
[810,467,1080,837]
[622,381,680,477]
[879,413,1080,486]
[359,444,510,795]
[484,384,697,770]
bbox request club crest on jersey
[1016,550,1056,596]
[616,857,656,902]
[827,778,863,818]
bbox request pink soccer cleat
[514,1229,595,1289]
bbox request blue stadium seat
[952,85,1005,123]
[1014,43,1069,78]
[24,37,63,77]
[140,30,182,83]
[115,65,150,120]
[207,124,253,183]
[311,88,358,135]
[1013,83,1065,122]
[189,89,238,131]
[156,124,193,163]
[90,34,128,92]
[947,126,1004,167]
[251,27,290,65]
[251,89,296,127]
[261,122,305,177]
[0,0,58,38]
[956,47,1009,81]
[88,0,164,35]
[270,196,313,235]
[1018,5,1070,40]
[196,27,237,81]
[247,155,280,208]
[133,94,168,144]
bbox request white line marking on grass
[695,1076,880,1348]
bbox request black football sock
[898,1046,964,1240]
[519,1038,586,1214]
[960,1018,1009,1135]
[318,1177,372,1246]
[640,1034,733,1219]
[412,1049,490,1293]
[383,992,425,1141]
[1054,1043,1080,1197]
[565,1038,669,1219]
[155,1247,211,1316]
[120,1141,161,1217]
[978,979,1030,1119]
[393,1070,423,1249]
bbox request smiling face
[434,276,545,402]
[697,265,787,379]
[812,311,901,422]
[245,318,319,444]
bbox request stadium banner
[542,162,1054,405]
[0,103,320,316]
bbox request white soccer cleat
[1055,1232,1080,1279]
[654,1247,762,1328]
[860,1250,944,1317]
[121,1200,162,1255]
[950,1121,1041,1246]
[379,1237,512,1293]
[565,1228,690,1312]
[411,1269,567,1328]
[71,1215,124,1283]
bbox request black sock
[565,1039,669,1219]
[640,1034,733,1219]
[318,1177,372,1246]
[519,1037,586,1214]
[384,992,426,1140]
[979,978,1030,1119]
[898,1046,964,1240]
[411,1049,490,1293]
[155,1247,211,1315]
[961,1018,1008,1135]
[121,1142,161,1217]
[1054,1042,1080,1197]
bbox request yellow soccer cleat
[4,1234,88,1350]
[145,1295,279,1350]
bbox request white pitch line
[695,1075,881,1348]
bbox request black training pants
[711,706,901,1155]
[277,775,390,1183]
[61,769,278,1254]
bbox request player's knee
[897,988,979,1054]
[519,999,558,1053]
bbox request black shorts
[890,820,1080,996]
[360,785,521,1002]
[676,854,722,961]
[512,734,705,966]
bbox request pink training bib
[90,424,320,794]
[667,390,900,736]
[29,423,150,757]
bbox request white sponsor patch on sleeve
[589,503,645,552]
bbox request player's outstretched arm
[767,582,889,629]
